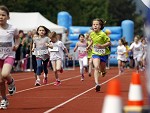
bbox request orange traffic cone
[128,72,143,106]
[102,79,122,113]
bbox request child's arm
[96,41,111,49]
[32,43,36,52]
[74,42,78,52]
[45,43,53,49]
[12,36,20,51]
[64,47,72,59]
[87,37,93,50]
[45,38,53,49]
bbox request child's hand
[12,46,17,51]
[45,43,51,47]
[67,54,72,60]
[12,45,19,51]
[26,54,29,58]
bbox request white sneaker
[0,99,9,109]
[35,79,41,86]
[8,78,16,96]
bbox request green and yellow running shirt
[90,31,111,56]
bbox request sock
[37,76,40,81]
[80,68,84,75]
[95,83,99,86]
[7,78,13,85]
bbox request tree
[0,0,144,35]
[107,0,143,34]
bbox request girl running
[0,5,20,109]
[85,33,93,77]
[32,26,52,86]
[116,39,127,74]
[141,38,147,70]
[74,34,88,81]
[87,18,111,92]
[49,31,71,86]
[129,35,143,73]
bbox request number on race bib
[34,49,49,55]
[0,47,12,54]
[94,48,105,54]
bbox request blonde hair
[49,31,57,39]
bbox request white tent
[8,12,65,34]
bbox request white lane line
[44,74,120,113]
[7,75,81,96]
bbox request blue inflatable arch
[57,11,134,65]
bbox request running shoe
[54,81,61,86]
[0,99,9,109]
[95,84,101,92]
[35,79,41,86]
[43,77,48,84]
[81,74,84,81]
[8,78,16,96]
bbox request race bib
[135,48,141,51]
[34,49,49,55]
[78,47,86,53]
[0,47,12,54]
[0,42,12,54]
[94,47,105,54]
[49,46,59,52]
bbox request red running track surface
[0,67,148,113]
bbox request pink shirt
[77,42,87,58]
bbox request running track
[0,67,148,113]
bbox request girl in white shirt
[49,31,71,86]
[0,5,20,109]
[129,35,143,73]
[141,38,147,70]
[117,39,126,74]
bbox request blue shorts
[92,55,108,63]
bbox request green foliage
[0,0,144,35]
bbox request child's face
[0,9,9,26]
[92,20,101,32]
[51,37,57,43]
[19,32,24,38]
[38,27,46,36]
[118,40,122,45]
[134,37,138,42]
[142,39,146,44]
[79,35,85,42]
